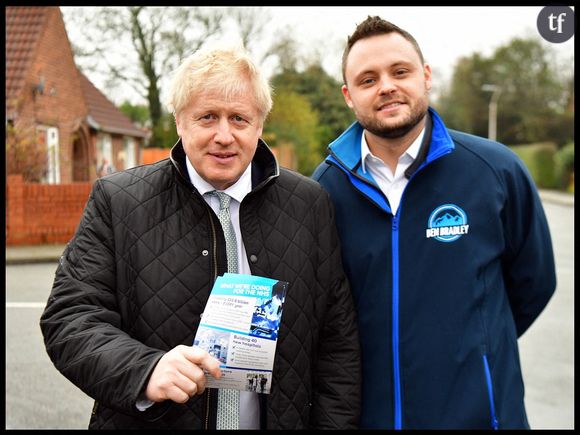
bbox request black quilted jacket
[40,140,361,429]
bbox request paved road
[5,262,94,429]
[518,201,574,429]
[5,200,574,429]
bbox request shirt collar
[360,127,425,173]
[186,156,252,203]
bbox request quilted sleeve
[39,179,167,419]
[309,188,361,429]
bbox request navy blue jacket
[312,108,556,429]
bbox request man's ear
[342,84,354,110]
[174,113,182,137]
[424,63,433,92]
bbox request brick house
[5,6,148,184]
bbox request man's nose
[378,75,397,95]
[214,119,235,145]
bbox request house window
[96,133,114,175]
[37,126,60,184]
[124,137,137,169]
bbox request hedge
[554,142,574,192]
[509,142,559,189]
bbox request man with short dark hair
[313,16,556,430]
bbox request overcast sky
[264,6,574,86]
[62,6,574,105]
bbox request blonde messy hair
[165,44,273,121]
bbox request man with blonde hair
[41,44,361,430]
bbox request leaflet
[193,273,288,394]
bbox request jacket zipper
[390,153,451,430]
[208,209,218,281]
[326,127,453,430]
[391,215,402,430]
[205,208,219,430]
[325,156,403,427]
[482,355,499,430]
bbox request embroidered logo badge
[426,204,469,243]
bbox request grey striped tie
[211,191,240,430]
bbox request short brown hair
[341,16,425,85]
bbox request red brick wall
[271,143,297,170]
[141,148,171,165]
[6,174,92,245]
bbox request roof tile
[5,6,147,139]
[78,71,148,138]
[5,7,50,108]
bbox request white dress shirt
[186,158,260,430]
[360,128,425,215]
[136,159,260,430]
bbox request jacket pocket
[482,354,499,430]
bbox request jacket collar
[170,138,280,191]
[327,107,454,177]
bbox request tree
[119,101,150,128]
[271,63,354,160]
[435,54,494,138]
[6,121,48,182]
[264,89,321,175]
[63,6,225,148]
[62,7,289,148]
[228,7,291,67]
[436,37,573,146]
[491,37,570,144]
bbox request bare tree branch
[60,6,296,145]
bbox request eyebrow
[353,60,415,79]
[390,60,416,70]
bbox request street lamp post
[482,84,502,142]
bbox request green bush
[509,142,558,189]
[554,142,574,192]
